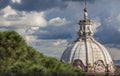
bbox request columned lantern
[61,6,115,75]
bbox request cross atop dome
[84,8,88,20]
[84,0,88,20]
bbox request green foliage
[0,31,85,76]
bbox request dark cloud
[0,0,10,9]
[0,0,95,12]
[62,0,95,2]
[94,27,120,45]
[0,0,120,45]
[34,25,74,39]
[10,0,67,11]
[10,0,95,11]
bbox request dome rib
[70,42,80,64]
[91,38,107,65]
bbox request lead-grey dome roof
[61,8,115,73]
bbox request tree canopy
[0,31,85,76]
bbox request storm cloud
[0,0,10,9]
[0,0,119,45]
[10,0,67,11]
[62,0,95,3]
[0,0,96,11]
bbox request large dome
[61,8,115,74]
[61,37,115,73]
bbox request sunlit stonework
[61,8,115,75]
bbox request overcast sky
[0,0,120,60]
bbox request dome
[61,37,115,73]
[61,8,115,74]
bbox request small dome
[61,8,115,74]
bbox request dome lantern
[78,7,93,39]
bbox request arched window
[73,59,85,71]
